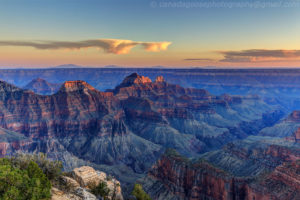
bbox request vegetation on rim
[0,153,63,200]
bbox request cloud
[183,49,300,64]
[142,42,171,52]
[0,39,172,55]
[219,49,300,62]
[184,58,215,61]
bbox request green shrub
[10,153,63,181]
[0,158,51,200]
[90,181,110,200]
[132,184,151,200]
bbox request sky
[0,0,300,68]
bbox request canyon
[0,69,299,199]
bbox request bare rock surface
[155,75,165,83]
[52,166,123,200]
[73,166,100,187]
[72,166,123,200]
[51,187,82,200]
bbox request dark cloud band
[184,49,300,63]
[219,49,300,62]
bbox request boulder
[61,176,80,188]
[106,178,123,200]
[72,166,101,187]
[72,166,124,200]
[74,188,97,200]
[51,187,81,200]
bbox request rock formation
[155,76,165,83]
[118,73,152,87]
[52,166,123,200]
[24,78,61,95]
[142,147,300,200]
[59,80,96,93]
[73,166,101,187]
[0,73,291,198]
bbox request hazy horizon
[1,0,300,68]
[2,63,300,70]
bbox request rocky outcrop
[142,148,300,200]
[111,73,212,102]
[61,176,80,188]
[263,161,300,195]
[122,73,152,85]
[52,166,123,200]
[201,136,300,177]
[58,80,96,93]
[73,166,104,187]
[51,187,91,200]
[72,166,123,200]
[155,76,165,83]
[0,127,34,157]
[73,188,97,200]
[143,150,233,200]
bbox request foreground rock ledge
[52,166,123,200]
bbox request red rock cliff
[143,150,300,200]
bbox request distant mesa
[24,78,50,87]
[103,65,122,68]
[24,78,61,95]
[53,64,84,69]
[59,80,96,92]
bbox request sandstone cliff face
[142,148,300,200]
[0,80,120,139]
[144,151,233,200]
[112,74,212,102]
[0,79,161,177]
[0,127,34,157]
[256,161,300,199]
[201,136,300,178]
[59,80,96,93]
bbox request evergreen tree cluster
[132,184,151,200]
[0,158,51,200]
[0,153,63,200]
